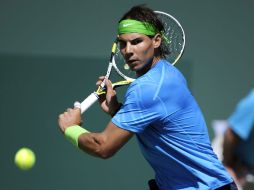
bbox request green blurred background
[0,0,253,189]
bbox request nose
[125,42,132,54]
[120,41,133,60]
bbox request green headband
[118,19,170,44]
[118,19,157,35]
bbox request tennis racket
[76,11,186,114]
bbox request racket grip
[78,92,99,114]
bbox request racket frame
[154,11,186,65]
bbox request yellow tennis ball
[14,147,36,170]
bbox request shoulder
[236,89,254,112]
[125,78,158,109]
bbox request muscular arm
[222,126,247,188]
[222,127,240,167]
[58,108,133,159]
[78,121,133,159]
[58,78,133,158]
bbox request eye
[118,40,126,49]
[131,38,143,45]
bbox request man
[58,5,236,190]
[222,89,254,190]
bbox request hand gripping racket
[76,11,186,114]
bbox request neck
[136,56,161,77]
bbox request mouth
[125,60,138,70]
[126,59,138,65]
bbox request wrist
[64,125,90,148]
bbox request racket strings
[114,47,136,80]
[156,12,185,65]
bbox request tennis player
[58,5,237,190]
[222,89,254,190]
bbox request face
[118,33,161,76]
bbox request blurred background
[0,0,253,189]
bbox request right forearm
[222,128,239,167]
[63,125,107,158]
[78,132,112,159]
[77,122,133,159]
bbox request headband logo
[122,23,133,27]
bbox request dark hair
[119,5,170,58]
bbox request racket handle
[76,92,99,114]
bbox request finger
[58,113,64,119]
[105,78,113,92]
[96,80,102,86]
[58,114,65,133]
[98,76,105,80]
[67,108,72,112]
[96,76,106,86]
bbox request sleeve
[228,90,254,140]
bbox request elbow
[96,149,115,159]
[78,133,118,159]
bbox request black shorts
[148,179,238,190]
[215,182,238,190]
[148,179,159,190]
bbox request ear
[152,33,162,48]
